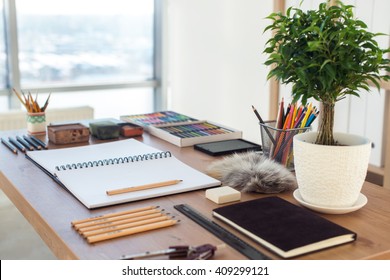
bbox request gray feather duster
[206,152,297,193]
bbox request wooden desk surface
[1,130,390,260]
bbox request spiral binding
[55,151,172,171]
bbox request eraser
[89,121,120,140]
[205,186,241,204]
[119,124,144,137]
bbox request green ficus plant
[264,0,390,145]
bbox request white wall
[164,0,389,166]
[164,0,273,144]
[335,0,390,166]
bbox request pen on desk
[106,179,183,196]
[1,137,18,154]
[23,135,41,150]
[121,247,183,260]
[29,135,48,149]
[16,136,34,151]
[8,137,26,153]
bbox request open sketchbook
[26,139,221,209]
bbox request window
[1,0,160,118]
[0,1,6,90]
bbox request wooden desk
[1,130,390,260]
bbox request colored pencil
[23,135,41,150]
[29,135,48,149]
[268,101,320,166]
[16,136,34,151]
[1,138,17,154]
[8,137,26,153]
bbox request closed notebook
[212,196,356,258]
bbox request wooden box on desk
[48,123,90,144]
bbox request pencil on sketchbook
[106,179,183,196]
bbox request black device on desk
[194,139,261,156]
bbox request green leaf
[355,20,367,28]
[262,0,390,140]
[365,76,381,90]
[320,59,333,71]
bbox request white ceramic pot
[293,132,371,208]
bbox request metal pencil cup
[260,121,311,170]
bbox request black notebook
[212,197,356,258]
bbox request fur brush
[206,152,297,193]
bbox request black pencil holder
[260,121,311,170]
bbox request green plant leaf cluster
[264,1,390,106]
[264,1,390,145]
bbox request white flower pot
[293,132,371,208]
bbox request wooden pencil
[71,205,158,226]
[16,136,34,151]
[81,215,172,237]
[8,137,26,153]
[86,219,179,244]
[12,88,51,113]
[106,179,183,196]
[1,138,17,154]
[77,212,165,233]
[74,208,163,231]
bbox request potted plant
[264,1,390,208]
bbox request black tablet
[194,139,262,156]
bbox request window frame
[1,0,162,111]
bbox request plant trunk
[315,102,335,145]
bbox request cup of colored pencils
[259,100,318,170]
[13,88,51,135]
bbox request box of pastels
[120,111,242,147]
